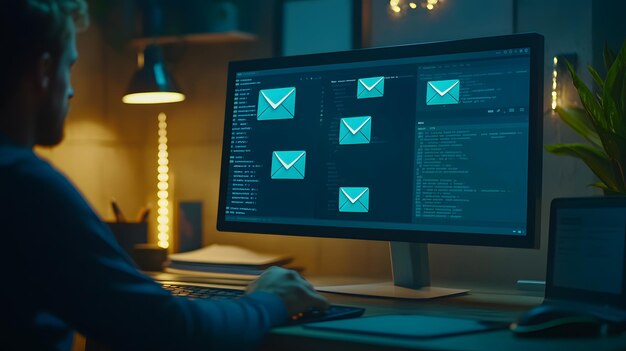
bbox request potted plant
[546,42,626,195]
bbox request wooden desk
[263,281,626,351]
[147,273,626,350]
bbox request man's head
[0,0,89,147]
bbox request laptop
[543,196,626,322]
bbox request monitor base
[315,242,468,300]
[316,281,468,300]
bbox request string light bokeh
[389,0,443,14]
[156,112,170,249]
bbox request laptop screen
[547,197,626,307]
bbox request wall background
[42,0,620,287]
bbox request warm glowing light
[157,113,172,248]
[156,112,171,250]
[122,92,185,104]
[552,56,558,112]
[137,51,144,68]
[158,217,169,225]
[391,0,441,14]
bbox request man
[0,1,328,350]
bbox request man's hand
[246,266,329,316]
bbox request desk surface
[264,279,626,351]
[150,273,626,351]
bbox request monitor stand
[316,242,468,299]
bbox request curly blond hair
[1,0,89,101]
[27,0,89,32]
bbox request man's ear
[37,52,52,90]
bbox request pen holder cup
[133,244,168,272]
[106,222,148,258]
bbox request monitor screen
[218,33,543,248]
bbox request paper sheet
[168,244,292,266]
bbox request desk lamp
[122,44,185,104]
[122,44,185,249]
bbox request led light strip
[552,56,558,111]
[157,112,170,249]
[389,0,440,13]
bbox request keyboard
[161,283,365,325]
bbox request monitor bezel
[217,33,543,249]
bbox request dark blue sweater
[0,133,287,350]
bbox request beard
[34,94,67,147]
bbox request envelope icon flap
[341,187,369,204]
[261,87,296,109]
[342,117,371,135]
[274,151,305,170]
[428,80,459,96]
[359,77,384,91]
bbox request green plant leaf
[553,42,626,196]
[602,43,626,138]
[588,65,604,91]
[590,181,609,190]
[597,129,626,193]
[589,181,626,195]
[555,106,602,147]
[602,93,622,137]
[545,143,619,191]
[604,43,616,71]
[622,68,626,115]
[567,62,606,131]
[616,42,626,116]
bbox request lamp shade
[122,45,185,104]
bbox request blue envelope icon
[257,87,296,120]
[357,76,384,99]
[271,151,306,179]
[339,187,369,213]
[426,79,460,105]
[339,116,371,145]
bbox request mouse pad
[304,314,507,339]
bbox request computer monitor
[217,33,544,299]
